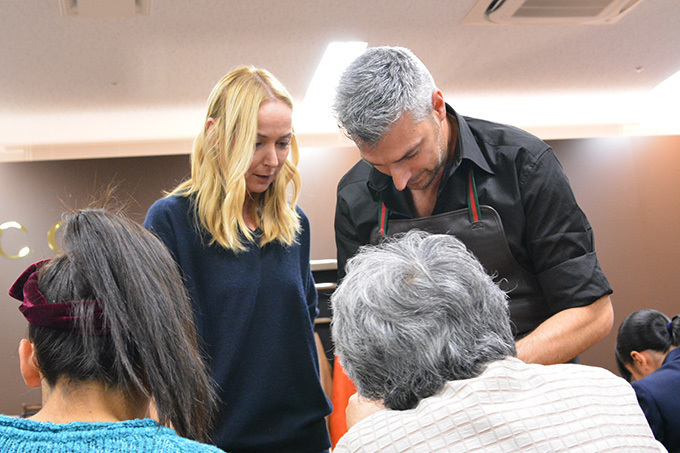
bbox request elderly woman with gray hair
[331,231,664,452]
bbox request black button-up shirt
[335,105,612,314]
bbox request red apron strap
[380,169,480,235]
[467,168,482,223]
[379,202,388,236]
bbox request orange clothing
[329,356,356,447]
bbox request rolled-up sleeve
[521,148,612,312]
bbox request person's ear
[18,339,41,389]
[205,117,216,132]
[630,350,646,366]
[628,350,658,381]
[431,90,447,121]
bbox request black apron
[369,169,551,339]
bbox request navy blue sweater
[632,347,680,452]
[144,195,331,453]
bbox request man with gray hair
[333,46,613,365]
[331,231,663,452]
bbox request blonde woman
[144,67,331,452]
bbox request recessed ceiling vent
[463,0,643,25]
[59,0,151,18]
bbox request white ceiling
[1,0,680,159]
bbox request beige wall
[552,136,680,372]
[297,146,361,260]
[1,136,679,414]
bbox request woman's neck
[30,379,150,424]
[242,194,259,231]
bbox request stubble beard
[406,123,448,191]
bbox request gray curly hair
[331,230,516,410]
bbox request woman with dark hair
[0,209,221,452]
[144,66,331,452]
[616,309,680,452]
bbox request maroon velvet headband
[8,259,108,334]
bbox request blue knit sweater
[632,347,680,452]
[144,196,331,453]
[0,415,224,452]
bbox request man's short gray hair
[331,231,516,411]
[332,46,437,146]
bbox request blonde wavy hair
[170,66,301,252]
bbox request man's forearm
[516,295,613,364]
